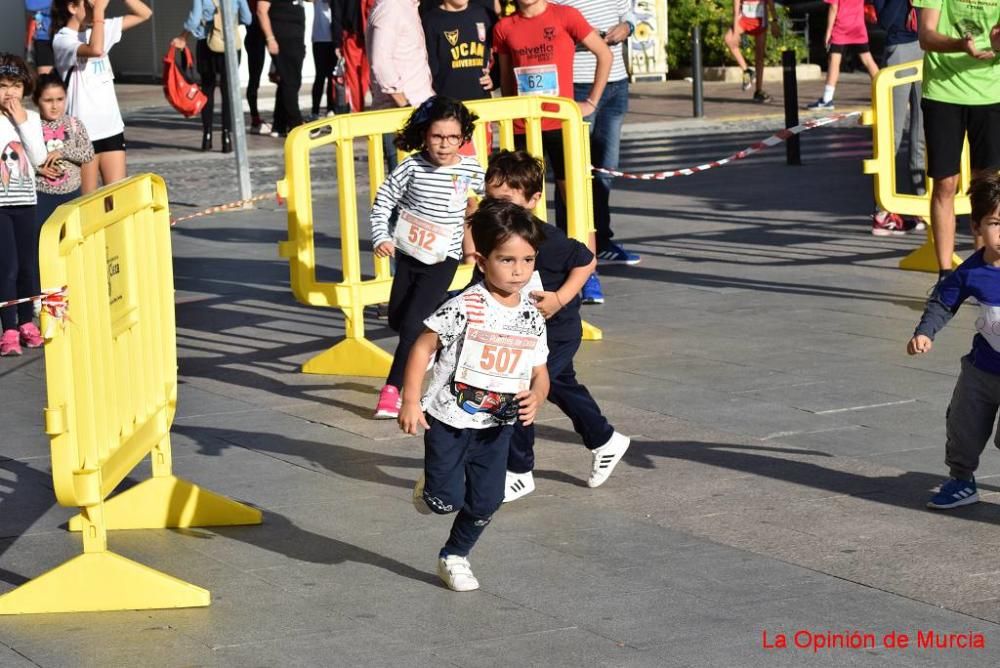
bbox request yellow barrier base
[67,476,262,532]
[581,320,603,341]
[0,552,209,614]
[898,235,963,273]
[302,336,393,377]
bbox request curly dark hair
[0,53,34,97]
[394,96,478,152]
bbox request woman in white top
[50,0,152,193]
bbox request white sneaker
[250,121,272,135]
[503,470,535,503]
[412,474,432,515]
[437,554,479,592]
[588,432,630,488]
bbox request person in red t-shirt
[493,0,609,206]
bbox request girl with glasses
[370,96,486,420]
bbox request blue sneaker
[596,242,640,265]
[581,273,604,304]
[927,477,978,509]
[806,98,835,110]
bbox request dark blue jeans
[574,79,629,250]
[422,416,512,557]
[507,336,614,474]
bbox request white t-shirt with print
[422,282,548,430]
[53,17,124,142]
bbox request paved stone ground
[3,73,1000,666]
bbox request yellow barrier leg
[302,296,393,376]
[581,320,603,341]
[898,230,963,273]
[0,502,209,614]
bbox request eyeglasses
[428,133,463,146]
[1,150,17,162]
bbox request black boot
[201,131,212,152]
[221,130,232,153]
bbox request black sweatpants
[0,206,40,332]
[311,42,338,115]
[507,336,614,474]
[271,10,306,134]
[196,40,241,133]
[421,415,512,557]
[386,252,458,388]
[245,18,266,120]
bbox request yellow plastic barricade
[0,175,261,615]
[862,60,969,272]
[278,95,601,377]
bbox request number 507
[479,344,522,374]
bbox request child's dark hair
[50,0,78,35]
[395,96,478,152]
[32,72,66,106]
[470,198,546,258]
[486,150,544,199]
[0,54,34,97]
[970,172,1000,226]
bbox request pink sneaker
[373,384,401,419]
[18,322,43,348]
[0,329,22,357]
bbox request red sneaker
[871,211,906,237]
[0,329,22,357]
[18,322,43,348]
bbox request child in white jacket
[0,54,49,357]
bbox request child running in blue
[370,96,485,419]
[399,198,550,592]
[483,150,630,501]
[911,172,1000,509]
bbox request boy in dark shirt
[910,172,1000,510]
[481,150,630,501]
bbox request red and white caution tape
[594,112,862,180]
[170,191,282,226]
[0,287,70,338]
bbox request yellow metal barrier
[862,60,968,272]
[278,95,601,377]
[0,175,261,615]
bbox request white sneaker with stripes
[503,470,535,503]
[588,432,631,488]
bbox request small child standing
[910,173,1000,509]
[399,198,550,592]
[370,96,485,419]
[807,0,879,110]
[483,150,630,501]
[32,72,94,228]
[0,54,49,357]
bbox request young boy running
[484,150,630,502]
[400,198,550,592]
[724,0,780,103]
[909,173,1000,509]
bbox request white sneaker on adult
[588,432,631,488]
[412,474,432,515]
[503,470,535,503]
[438,554,479,592]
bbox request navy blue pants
[421,416,512,557]
[508,336,614,474]
[0,206,39,332]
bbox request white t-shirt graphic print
[54,17,125,142]
[422,283,548,429]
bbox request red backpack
[162,46,207,118]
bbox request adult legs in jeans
[885,42,925,196]
[507,337,614,474]
[385,255,458,389]
[574,80,629,252]
[421,417,511,557]
[0,207,40,332]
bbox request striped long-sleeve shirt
[370,153,486,261]
[553,0,634,84]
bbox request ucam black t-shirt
[422,3,495,101]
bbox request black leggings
[311,42,338,116]
[386,253,459,389]
[196,40,241,133]
[245,18,266,120]
[0,206,40,332]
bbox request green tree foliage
[667,0,807,72]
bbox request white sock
[822,85,835,103]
